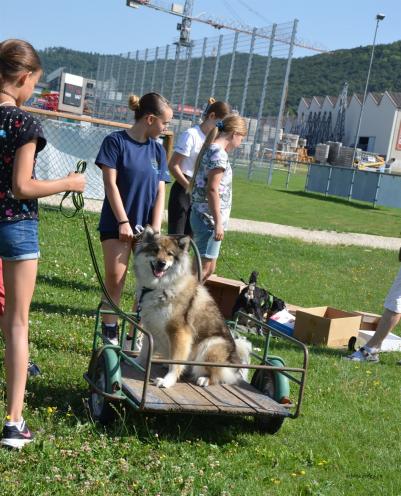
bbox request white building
[297,91,401,160]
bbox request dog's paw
[155,373,177,388]
[196,376,210,387]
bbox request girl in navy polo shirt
[96,93,172,344]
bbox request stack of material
[298,138,307,147]
[315,143,330,163]
[334,146,359,167]
[327,141,342,164]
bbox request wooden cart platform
[121,362,290,417]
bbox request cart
[84,308,308,434]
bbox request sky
[1,0,400,58]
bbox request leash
[59,160,202,323]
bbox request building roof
[326,96,338,106]
[313,96,324,106]
[370,92,384,104]
[301,97,312,107]
[387,91,401,108]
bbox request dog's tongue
[153,269,165,278]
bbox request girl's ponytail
[187,126,219,194]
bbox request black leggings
[168,180,192,235]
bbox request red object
[0,259,5,316]
[41,92,59,112]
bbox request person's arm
[168,152,190,189]
[151,181,165,233]
[12,140,85,199]
[102,166,133,242]
[207,168,224,241]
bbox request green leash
[59,159,86,218]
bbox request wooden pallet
[121,362,289,417]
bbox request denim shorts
[0,219,40,261]
[190,209,221,260]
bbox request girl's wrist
[118,220,130,226]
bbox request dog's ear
[249,271,258,284]
[177,235,191,252]
[142,225,155,244]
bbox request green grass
[1,207,401,495]
[174,165,401,238]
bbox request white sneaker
[344,346,380,363]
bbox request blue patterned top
[191,143,232,228]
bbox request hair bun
[207,97,216,105]
[128,94,140,111]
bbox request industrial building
[296,91,401,161]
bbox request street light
[351,13,385,167]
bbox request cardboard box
[352,311,381,331]
[294,306,362,347]
[204,275,246,319]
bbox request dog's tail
[235,337,252,381]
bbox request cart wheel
[88,349,121,425]
[251,358,290,435]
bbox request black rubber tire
[88,353,117,425]
[251,369,285,434]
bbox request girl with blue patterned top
[188,114,247,281]
[96,93,172,344]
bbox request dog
[232,271,286,333]
[134,226,251,388]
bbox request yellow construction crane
[125,0,327,53]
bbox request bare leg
[2,259,37,421]
[100,239,133,325]
[201,257,217,283]
[365,309,401,349]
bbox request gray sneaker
[344,346,380,363]
[101,323,119,346]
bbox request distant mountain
[38,40,401,115]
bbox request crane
[125,0,327,53]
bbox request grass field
[227,166,401,238]
[1,207,401,495]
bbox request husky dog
[134,226,251,388]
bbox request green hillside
[39,40,401,115]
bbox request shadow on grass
[278,190,376,211]
[37,274,99,294]
[26,380,266,444]
[31,301,96,318]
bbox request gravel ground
[41,196,400,251]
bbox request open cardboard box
[294,306,362,347]
[204,274,246,319]
[352,310,381,331]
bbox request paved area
[228,218,400,251]
[41,196,400,251]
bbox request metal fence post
[225,32,239,102]
[132,50,140,93]
[151,46,159,91]
[111,54,123,121]
[211,34,223,97]
[139,48,149,96]
[267,19,298,185]
[192,37,207,124]
[248,24,277,179]
[232,28,257,169]
[178,45,193,134]
[170,44,181,105]
[160,45,170,96]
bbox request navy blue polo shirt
[96,130,170,232]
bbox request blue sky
[1,0,400,57]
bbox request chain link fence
[94,20,298,181]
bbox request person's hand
[214,222,224,241]
[119,222,134,242]
[67,171,86,193]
